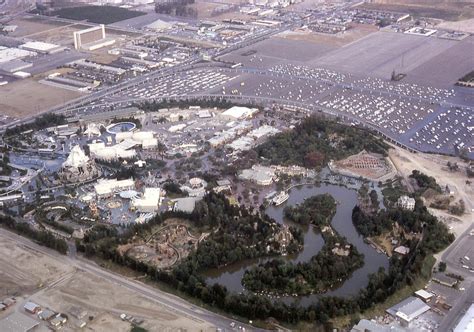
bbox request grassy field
[53,5,146,24]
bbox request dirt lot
[437,18,474,33]
[0,234,73,298]
[388,145,473,236]
[0,78,82,119]
[9,17,70,38]
[310,30,457,80]
[359,2,474,21]
[31,272,213,332]
[0,231,215,331]
[280,23,379,47]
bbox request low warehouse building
[387,296,430,327]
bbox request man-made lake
[205,183,389,306]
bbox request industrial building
[0,46,35,64]
[351,319,404,332]
[0,59,32,73]
[386,296,430,327]
[131,188,162,213]
[23,301,41,314]
[94,178,135,198]
[73,25,115,51]
[414,289,435,303]
[173,197,201,213]
[88,141,137,161]
[221,106,259,120]
[239,165,275,185]
[454,303,474,332]
[19,41,65,54]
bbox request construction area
[119,219,203,270]
[330,150,397,181]
[0,229,216,332]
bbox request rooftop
[387,296,430,322]
[454,303,474,332]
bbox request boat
[273,191,289,206]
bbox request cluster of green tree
[137,98,258,113]
[39,218,74,235]
[409,170,441,193]
[242,232,364,295]
[163,181,186,197]
[111,117,142,129]
[381,180,409,207]
[0,154,12,176]
[457,70,474,84]
[53,6,145,24]
[353,199,454,254]
[448,200,465,216]
[155,0,197,17]
[0,214,68,254]
[5,113,66,137]
[254,116,388,168]
[74,193,453,327]
[283,194,337,226]
[185,193,303,264]
[174,156,202,173]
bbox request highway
[0,228,266,331]
[437,223,474,331]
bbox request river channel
[204,183,389,306]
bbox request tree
[157,142,167,160]
[438,261,447,272]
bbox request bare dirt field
[358,2,474,21]
[279,23,378,47]
[31,271,214,332]
[0,231,215,331]
[0,234,74,298]
[403,35,474,88]
[388,145,473,237]
[310,31,457,80]
[9,17,70,38]
[0,78,82,119]
[437,18,474,33]
[222,35,337,67]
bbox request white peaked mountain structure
[59,145,99,183]
[63,145,90,168]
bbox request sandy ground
[0,234,74,298]
[31,272,214,332]
[388,145,473,237]
[437,18,474,33]
[279,23,378,47]
[9,17,70,38]
[359,2,474,21]
[0,231,215,331]
[0,78,82,119]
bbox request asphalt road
[0,228,268,331]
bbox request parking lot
[409,107,473,154]
[319,90,435,135]
[116,69,235,100]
